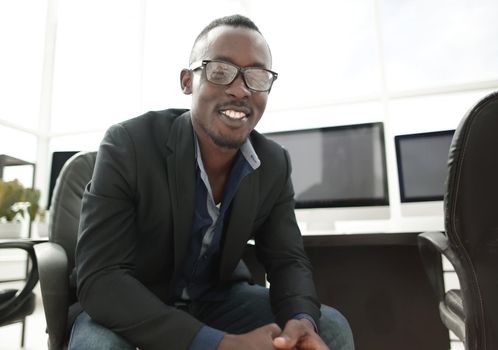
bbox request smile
[220,109,247,120]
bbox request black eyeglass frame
[190,59,278,92]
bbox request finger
[265,323,283,338]
[295,333,330,350]
[273,336,295,349]
[273,320,306,349]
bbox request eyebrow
[210,55,269,69]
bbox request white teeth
[222,110,246,120]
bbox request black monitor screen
[47,151,79,208]
[264,123,389,208]
[395,130,454,202]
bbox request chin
[210,133,246,150]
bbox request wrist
[293,313,318,333]
[299,318,316,333]
[217,334,236,349]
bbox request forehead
[200,26,272,68]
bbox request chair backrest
[444,90,498,349]
[49,151,97,274]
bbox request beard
[205,126,247,149]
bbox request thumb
[273,319,309,349]
[273,332,297,349]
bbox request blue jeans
[69,282,354,349]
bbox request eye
[245,69,273,90]
[207,62,233,81]
[211,68,230,79]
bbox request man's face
[183,26,272,149]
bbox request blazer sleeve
[75,123,203,350]
[254,147,321,329]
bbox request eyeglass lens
[205,61,273,91]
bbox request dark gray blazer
[75,109,319,349]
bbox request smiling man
[72,15,354,350]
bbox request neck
[196,130,238,177]
[195,130,240,204]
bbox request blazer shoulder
[251,131,289,165]
[119,109,189,132]
[109,109,189,148]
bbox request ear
[180,69,193,95]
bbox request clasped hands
[217,318,329,350]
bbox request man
[72,14,354,350]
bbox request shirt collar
[239,137,261,170]
[193,132,261,171]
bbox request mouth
[221,109,247,120]
[219,106,251,121]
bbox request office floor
[0,284,47,350]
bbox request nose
[225,73,251,99]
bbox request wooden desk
[244,232,449,350]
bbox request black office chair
[418,90,498,349]
[35,151,96,350]
[0,240,38,347]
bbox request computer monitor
[395,130,454,203]
[47,151,79,208]
[264,123,390,232]
[264,122,389,209]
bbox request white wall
[1,0,498,211]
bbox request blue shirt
[183,134,316,349]
[176,135,260,302]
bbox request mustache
[217,101,252,113]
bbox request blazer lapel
[219,171,260,282]
[165,112,196,276]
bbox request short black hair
[189,14,264,64]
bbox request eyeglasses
[190,60,278,92]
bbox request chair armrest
[34,242,70,349]
[418,231,462,272]
[417,231,450,302]
[0,240,39,324]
